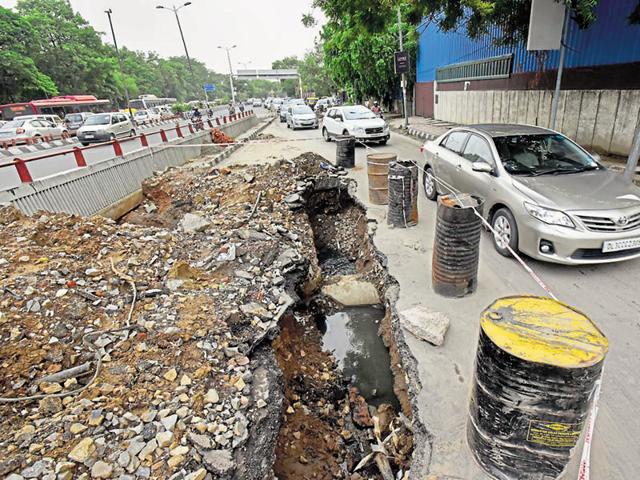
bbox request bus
[0,95,111,121]
[129,95,177,111]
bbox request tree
[272,56,302,70]
[298,42,336,97]
[0,6,57,101]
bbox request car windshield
[85,114,111,126]
[66,114,83,122]
[293,106,313,115]
[344,107,376,120]
[135,111,147,116]
[1,120,25,129]
[494,133,601,176]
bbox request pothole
[273,174,413,479]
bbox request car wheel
[81,142,89,147]
[423,167,438,201]
[109,134,116,142]
[61,131,70,139]
[491,208,519,258]
[342,130,349,136]
[379,139,388,145]
[130,129,136,137]
[322,127,331,142]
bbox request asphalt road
[0,109,235,192]
[223,117,640,479]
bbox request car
[134,109,160,125]
[279,103,291,122]
[76,112,136,146]
[252,99,263,107]
[420,124,640,265]
[322,105,389,144]
[286,105,318,130]
[15,114,65,127]
[0,118,69,144]
[64,112,94,135]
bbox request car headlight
[524,202,575,228]
[354,127,365,134]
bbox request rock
[170,446,189,456]
[14,424,35,443]
[179,374,191,386]
[399,306,450,346]
[321,275,380,306]
[38,396,62,415]
[68,437,96,463]
[284,193,302,204]
[55,462,75,474]
[243,173,255,183]
[70,423,87,434]
[126,440,145,457]
[55,288,68,298]
[240,302,270,318]
[21,459,51,478]
[161,414,178,432]
[202,450,234,475]
[88,409,104,426]
[167,455,185,469]
[39,382,62,394]
[156,431,173,448]
[90,461,113,479]
[138,439,157,461]
[180,213,210,233]
[205,389,220,404]
[187,468,207,480]
[188,432,213,450]
[350,388,374,428]
[117,451,131,468]
[163,368,178,382]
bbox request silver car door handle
[456,164,462,170]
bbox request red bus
[0,95,111,121]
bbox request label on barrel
[527,420,581,448]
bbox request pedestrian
[228,102,236,116]
[239,103,245,113]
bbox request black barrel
[468,296,608,480]
[387,161,418,228]
[432,194,482,297]
[335,135,355,168]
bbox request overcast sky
[0,0,325,73]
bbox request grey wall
[0,116,260,217]
[434,89,640,156]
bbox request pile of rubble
[0,152,412,480]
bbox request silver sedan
[420,124,640,265]
[0,119,69,144]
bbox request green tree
[272,56,302,69]
[0,6,57,101]
[299,42,336,97]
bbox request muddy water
[316,306,400,409]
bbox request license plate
[602,237,640,252]
[84,134,94,139]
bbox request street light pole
[397,6,409,128]
[218,45,237,104]
[105,9,133,119]
[156,3,199,100]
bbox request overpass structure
[235,69,298,81]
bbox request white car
[252,99,263,107]
[14,114,65,127]
[134,109,160,125]
[76,112,136,146]
[322,105,389,144]
[0,119,69,143]
[286,105,318,130]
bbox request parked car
[64,112,94,135]
[420,124,640,265]
[252,99,263,107]
[15,114,65,127]
[322,105,389,144]
[134,109,160,125]
[0,119,69,143]
[286,105,319,130]
[279,103,290,122]
[76,112,136,146]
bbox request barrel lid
[480,296,608,368]
[366,153,397,162]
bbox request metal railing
[0,110,254,185]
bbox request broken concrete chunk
[399,306,450,346]
[321,275,380,306]
[180,213,211,233]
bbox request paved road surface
[221,119,640,479]
[0,109,237,192]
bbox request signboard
[394,51,410,75]
[203,83,216,92]
[527,0,566,51]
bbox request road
[222,117,640,479]
[0,109,236,192]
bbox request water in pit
[316,306,400,410]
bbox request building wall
[434,89,640,156]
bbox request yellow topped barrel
[367,153,395,204]
[468,296,607,480]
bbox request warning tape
[577,370,604,480]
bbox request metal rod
[397,6,408,128]
[105,9,133,119]
[550,7,569,130]
[173,8,198,100]
[224,48,236,104]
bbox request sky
[0,0,325,73]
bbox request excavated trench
[273,176,413,479]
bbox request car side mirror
[472,161,494,174]
[336,116,342,122]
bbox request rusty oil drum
[468,296,608,480]
[387,160,418,227]
[335,135,355,168]
[432,194,482,297]
[367,153,396,205]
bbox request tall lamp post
[105,9,133,119]
[218,45,237,104]
[156,3,198,99]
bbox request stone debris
[399,306,451,346]
[321,274,382,306]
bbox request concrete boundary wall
[0,116,260,217]
[434,89,640,156]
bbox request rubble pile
[210,129,234,146]
[0,152,413,480]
